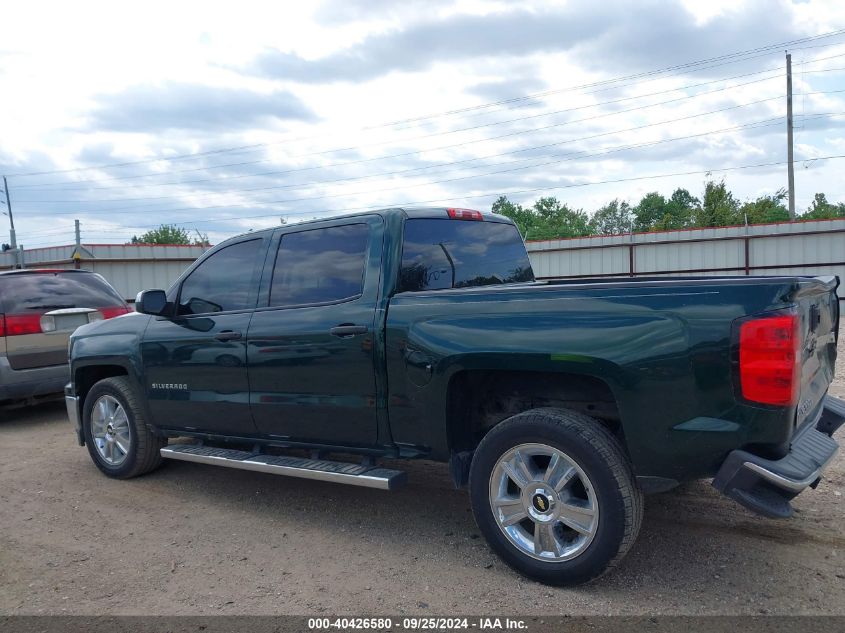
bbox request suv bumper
[713,395,843,518]
[65,382,84,446]
[0,356,68,402]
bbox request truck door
[141,237,265,435]
[247,216,383,446]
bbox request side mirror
[135,289,168,316]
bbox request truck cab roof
[224,206,514,246]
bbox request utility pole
[786,52,796,219]
[74,219,82,269]
[2,175,20,268]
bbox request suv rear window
[0,272,125,313]
[399,219,534,292]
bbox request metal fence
[0,243,206,301]
[525,218,845,301]
[4,219,844,303]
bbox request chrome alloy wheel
[90,395,131,466]
[489,443,599,562]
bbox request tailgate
[795,276,840,429]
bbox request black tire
[469,407,643,586]
[82,376,165,479]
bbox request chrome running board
[160,444,406,490]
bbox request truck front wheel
[469,408,642,585]
[82,376,165,479]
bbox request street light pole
[2,175,19,268]
[786,52,796,219]
[2,176,15,247]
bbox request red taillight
[99,306,130,319]
[739,314,800,406]
[1,313,44,336]
[447,208,483,221]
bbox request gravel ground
[0,340,843,616]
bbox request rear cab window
[399,218,534,292]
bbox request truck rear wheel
[82,376,165,479]
[469,408,642,585]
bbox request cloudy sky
[1,0,844,249]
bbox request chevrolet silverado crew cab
[64,207,843,585]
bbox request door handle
[330,324,368,338]
[214,330,242,341]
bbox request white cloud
[1,0,843,249]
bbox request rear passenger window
[270,224,369,307]
[177,239,261,315]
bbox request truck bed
[385,274,839,481]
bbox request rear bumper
[713,395,843,518]
[64,382,84,446]
[0,355,69,402]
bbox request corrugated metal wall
[4,220,843,303]
[0,243,206,300]
[526,218,845,301]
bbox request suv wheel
[83,376,165,479]
[469,408,642,586]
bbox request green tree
[655,188,699,230]
[130,224,207,245]
[632,192,668,232]
[492,196,591,240]
[630,189,698,232]
[589,199,632,235]
[527,197,591,240]
[695,179,741,227]
[491,196,534,238]
[739,189,790,224]
[801,193,845,220]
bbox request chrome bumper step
[712,396,842,518]
[160,444,407,490]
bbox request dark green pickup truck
[65,207,843,585]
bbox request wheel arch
[444,367,626,486]
[74,361,132,407]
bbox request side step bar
[160,444,407,490]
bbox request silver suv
[0,269,129,403]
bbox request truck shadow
[147,454,843,596]
[0,399,65,427]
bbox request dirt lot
[1,341,843,616]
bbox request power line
[11,67,794,194]
[31,95,790,216]
[16,75,810,209]
[14,54,844,197]
[67,153,845,232]
[19,114,791,210]
[6,28,845,181]
[29,139,840,224]
[16,95,791,206]
[22,108,841,250]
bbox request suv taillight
[99,305,130,319]
[0,313,43,336]
[739,313,800,406]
